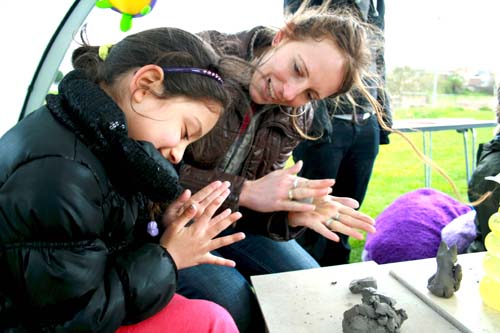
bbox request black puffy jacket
[0,72,178,332]
[467,136,500,252]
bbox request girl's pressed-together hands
[160,181,245,270]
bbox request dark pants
[293,115,380,266]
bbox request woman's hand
[160,181,245,270]
[288,195,376,242]
[239,160,335,213]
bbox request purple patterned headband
[163,67,223,85]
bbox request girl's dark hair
[72,27,252,113]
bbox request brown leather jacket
[180,27,314,240]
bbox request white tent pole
[20,0,95,119]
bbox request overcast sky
[384,0,500,71]
[78,0,500,72]
[1,0,499,136]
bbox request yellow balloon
[483,252,500,278]
[485,232,500,253]
[480,275,500,311]
[109,0,153,15]
[480,210,500,312]
[489,211,500,233]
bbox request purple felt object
[363,188,472,264]
[441,209,477,253]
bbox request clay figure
[343,277,408,333]
[349,277,378,294]
[427,241,462,298]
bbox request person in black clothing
[285,0,392,265]
[0,27,251,332]
[467,86,500,253]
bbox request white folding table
[392,118,496,187]
[251,252,500,333]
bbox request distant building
[457,68,496,93]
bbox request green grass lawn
[349,101,497,263]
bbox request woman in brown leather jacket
[176,1,383,331]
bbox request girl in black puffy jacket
[0,27,251,333]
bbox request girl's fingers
[209,208,233,225]
[174,189,191,204]
[189,180,224,205]
[161,189,192,226]
[207,232,246,254]
[177,181,228,217]
[203,254,237,267]
[170,203,198,228]
[197,210,241,240]
[196,188,231,224]
[210,212,242,236]
[172,189,192,214]
[197,181,231,209]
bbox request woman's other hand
[288,195,376,242]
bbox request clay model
[343,277,408,333]
[349,277,377,294]
[427,240,462,298]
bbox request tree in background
[439,73,464,94]
[387,66,433,97]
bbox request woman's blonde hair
[282,0,387,139]
[283,0,465,199]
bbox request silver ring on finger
[325,217,334,228]
[293,177,299,189]
[288,189,294,201]
[333,212,341,221]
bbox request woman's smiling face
[249,33,346,107]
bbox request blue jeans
[293,115,380,265]
[176,230,319,333]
